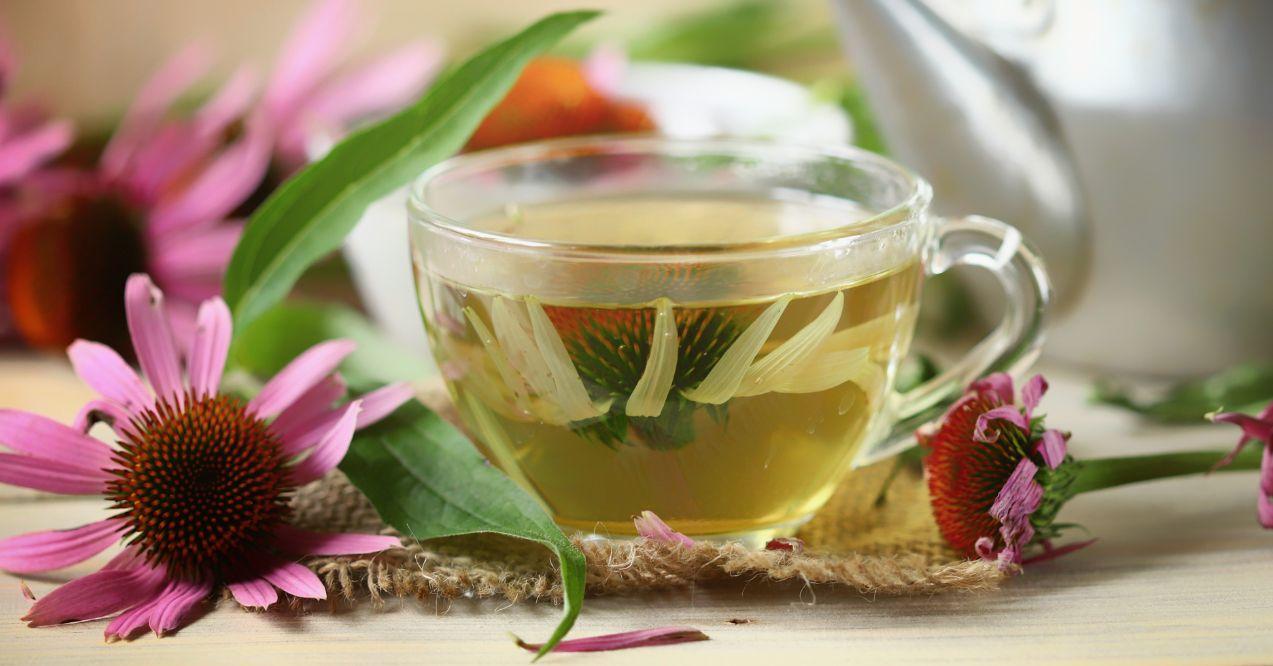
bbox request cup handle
[854,215,1053,466]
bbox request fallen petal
[633,511,694,547]
[764,537,804,554]
[20,581,35,600]
[513,626,709,653]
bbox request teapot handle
[854,215,1052,467]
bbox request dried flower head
[921,373,1082,570]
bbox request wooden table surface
[1,354,1269,664]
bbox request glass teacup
[409,136,1049,540]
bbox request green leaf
[340,399,586,658]
[232,301,433,385]
[223,11,600,335]
[624,0,836,73]
[1091,363,1273,423]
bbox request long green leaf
[340,400,585,658]
[223,11,600,335]
[232,301,433,385]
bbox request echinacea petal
[66,340,153,415]
[272,376,347,456]
[1021,374,1048,417]
[259,560,327,600]
[272,525,399,557]
[186,297,232,397]
[227,577,278,609]
[513,626,709,653]
[300,41,443,130]
[0,119,73,186]
[72,399,136,439]
[193,65,258,141]
[148,577,212,637]
[0,519,124,574]
[124,274,184,401]
[582,43,627,97]
[148,117,270,234]
[0,453,110,494]
[970,372,1014,405]
[974,405,1029,443]
[149,222,244,287]
[0,409,116,469]
[101,43,213,178]
[249,339,356,419]
[22,565,165,627]
[104,593,163,642]
[287,402,360,485]
[354,382,413,428]
[265,0,360,121]
[633,510,695,547]
[1038,429,1067,469]
[1210,411,1273,447]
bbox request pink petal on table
[149,117,270,234]
[273,525,399,557]
[0,453,110,494]
[67,340,153,415]
[514,626,710,653]
[0,408,116,469]
[1037,429,1068,469]
[974,405,1028,443]
[193,64,258,141]
[0,519,124,574]
[272,375,347,455]
[186,297,232,398]
[227,576,278,609]
[264,0,360,122]
[1020,374,1048,417]
[72,399,136,439]
[633,510,695,547]
[0,119,73,186]
[259,559,327,600]
[355,382,413,428]
[249,339,356,418]
[1021,538,1097,566]
[102,43,213,178]
[124,274,184,402]
[302,41,443,129]
[148,577,212,637]
[288,401,359,485]
[970,372,1014,405]
[22,565,165,627]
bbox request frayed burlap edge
[292,383,1003,608]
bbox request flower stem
[1069,445,1263,495]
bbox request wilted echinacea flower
[0,274,411,640]
[921,372,1269,573]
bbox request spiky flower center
[924,394,1034,556]
[107,392,292,579]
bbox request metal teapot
[832,0,1273,376]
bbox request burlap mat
[291,388,1002,606]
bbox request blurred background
[1,0,1269,406]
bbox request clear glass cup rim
[408,134,934,258]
